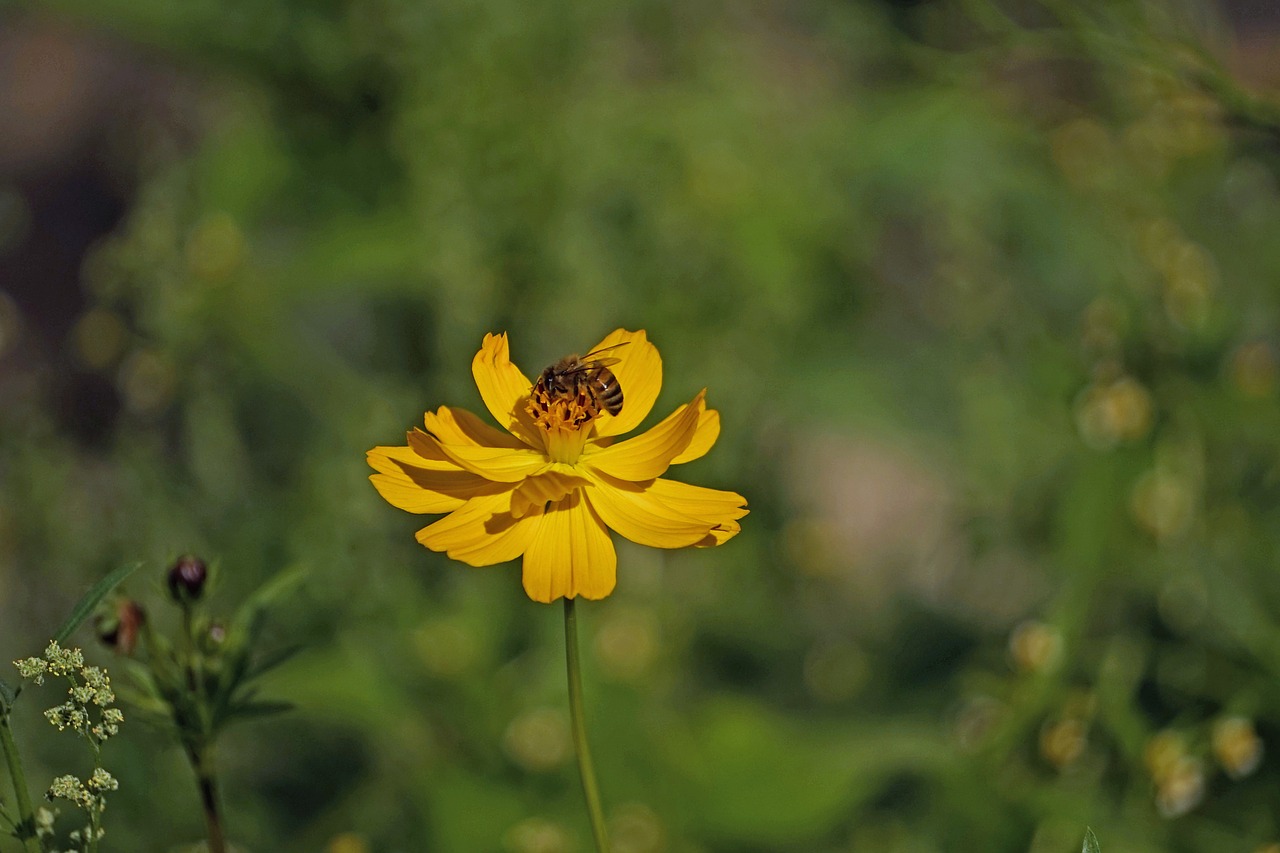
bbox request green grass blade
[52,561,142,646]
[1083,827,1101,853]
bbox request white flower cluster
[13,641,124,853]
[15,642,123,744]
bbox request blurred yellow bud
[1121,86,1221,180]
[326,832,371,853]
[1161,243,1217,329]
[594,606,659,682]
[1229,341,1278,398]
[1009,621,1062,674]
[1130,468,1194,541]
[1076,375,1153,449]
[503,708,570,773]
[610,803,666,853]
[1144,730,1187,782]
[1212,716,1263,779]
[1040,717,1087,769]
[414,619,480,679]
[1155,756,1204,818]
[503,817,575,853]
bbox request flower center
[526,377,599,464]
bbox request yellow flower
[368,329,747,602]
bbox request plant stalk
[0,712,44,853]
[189,745,226,853]
[563,598,610,853]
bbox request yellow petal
[368,446,504,513]
[416,430,551,483]
[472,332,542,446]
[404,429,462,466]
[584,472,743,548]
[590,328,662,438]
[521,492,616,603]
[373,441,457,472]
[669,407,720,465]
[583,390,705,482]
[425,405,528,450]
[415,491,537,566]
[640,476,749,522]
[585,486,709,547]
[510,469,589,518]
[694,519,741,547]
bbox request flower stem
[563,598,610,853]
[178,604,225,853]
[187,744,226,853]
[0,712,44,853]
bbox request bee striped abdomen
[596,371,623,416]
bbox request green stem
[563,598,610,853]
[187,745,226,853]
[181,608,210,729]
[0,713,44,853]
[175,607,225,853]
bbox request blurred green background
[3,0,1280,850]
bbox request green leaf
[243,644,302,683]
[51,561,142,646]
[113,687,174,720]
[224,699,294,724]
[1083,827,1101,853]
[214,566,306,709]
[234,565,308,636]
[0,677,15,710]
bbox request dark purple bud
[167,555,208,602]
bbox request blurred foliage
[2,0,1280,851]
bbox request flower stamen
[527,379,602,432]
[526,376,602,464]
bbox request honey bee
[536,342,629,418]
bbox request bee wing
[581,342,631,360]
[560,356,621,374]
